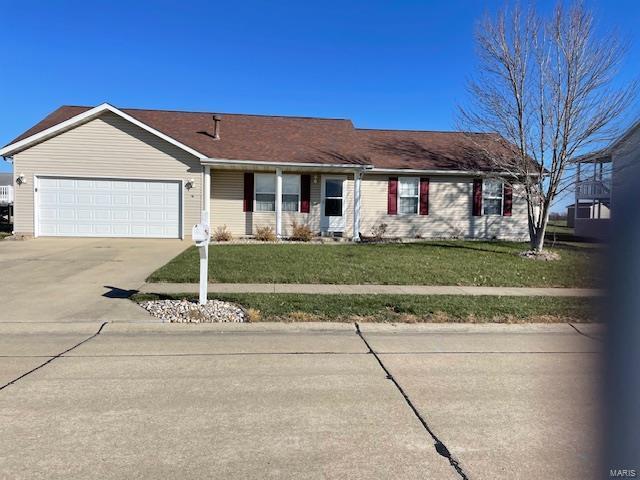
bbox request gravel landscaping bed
[140,299,246,323]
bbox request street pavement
[0,322,602,479]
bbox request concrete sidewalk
[141,282,603,297]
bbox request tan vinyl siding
[11,111,202,237]
[210,170,353,237]
[360,174,529,240]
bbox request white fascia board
[201,157,374,170]
[201,159,536,176]
[368,168,529,176]
[0,103,208,159]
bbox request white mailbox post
[192,211,211,305]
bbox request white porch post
[204,165,211,220]
[353,170,362,242]
[275,168,283,238]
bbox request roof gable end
[0,103,208,159]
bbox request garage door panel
[59,209,76,220]
[112,225,130,235]
[113,195,129,205]
[76,179,94,189]
[131,195,148,206]
[58,179,76,189]
[148,195,163,206]
[59,193,75,204]
[95,181,112,190]
[112,210,130,221]
[38,177,181,238]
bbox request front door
[321,176,346,233]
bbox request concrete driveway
[0,322,602,479]
[0,238,187,322]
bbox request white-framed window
[483,179,503,215]
[254,173,300,212]
[398,177,420,215]
[255,173,276,212]
[282,174,300,212]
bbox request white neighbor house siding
[11,112,202,237]
[210,169,354,237]
[612,124,640,211]
[359,174,529,240]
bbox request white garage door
[37,177,181,238]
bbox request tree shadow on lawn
[404,240,521,256]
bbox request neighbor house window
[255,173,300,212]
[282,175,300,212]
[483,179,503,215]
[398,177,419,214]
[255,173,276,211]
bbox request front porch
[203,162,371,241]
[573,155,611,241]
[0,185,14,227]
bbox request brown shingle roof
[6,105,518,171]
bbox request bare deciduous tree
[459,1,636,252]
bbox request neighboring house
[0,103,530,240]
[574,119,640,240]
[0,172,14,209]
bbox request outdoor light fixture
[185,178,195,189]
[313,174,319,184]
[16,174,26,185]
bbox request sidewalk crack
[0,322,108,392]
[354,323,469,480]
[568,323,602,342]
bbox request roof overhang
[0,103,209,159]
[369,167,539,177]
[201,157,375,172]
[201,160,541,176]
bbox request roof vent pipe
[212,115,221,139]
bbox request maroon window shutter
[243,172,254,212]
[387,177,398,215]
[419,177,429,215]
[472,179,483,216]
[300,175,311,213]
[503,184,513,216]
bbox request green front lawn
[148,241,601,287]
[132,293,597,323]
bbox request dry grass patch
[132,293,598,323]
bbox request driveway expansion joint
[0,322,109,392]
[354,322,470,480]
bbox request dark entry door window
[324,179,343,216]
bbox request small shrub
[255,226,277,242]
[245,308,262,322]
[371,223,388,240]
[290,222,314,242]
[213,225,233,242]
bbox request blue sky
[1,0,638,210]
